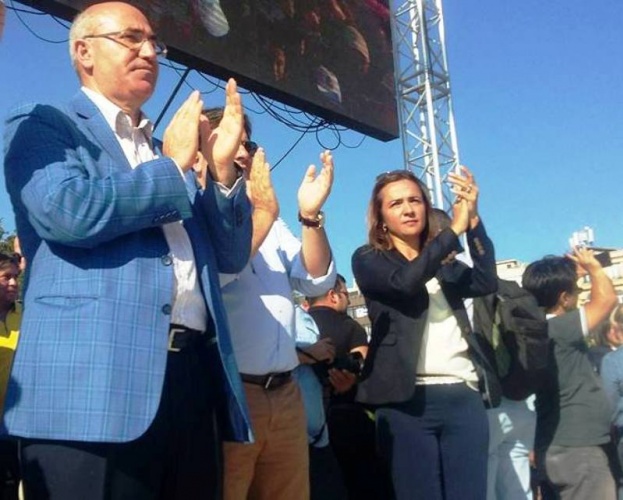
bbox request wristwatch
[298,211,325,229]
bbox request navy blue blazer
[2,91,253,442]
[352,223,501,407]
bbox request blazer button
[161,304,172,315]
[161,255,173,266]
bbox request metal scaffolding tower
[391,0,461,210]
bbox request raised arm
[200,78,244,188]
[567,246,617,331]
[246,148,279,257]
[298,151,334,278]
[447,166,497,296]
[352,229,463,305]
[5,103,192,249]
[163,90,204,172]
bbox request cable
[6,2,47,15]
[51,15,70,29]
[8,0,67,44]
[7,1,363,167]
[270,119,321,171]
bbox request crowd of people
[0,2,622,500]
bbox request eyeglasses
[242,140,258,156]
[333,289,349,298]
[83,29,167,57]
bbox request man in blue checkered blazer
[2,2,253,498]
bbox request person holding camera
[307,274,395,500]
[306,273,368,398]
[351,167,499,500]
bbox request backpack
[473,279,550,400]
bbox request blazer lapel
[68,91,131,172]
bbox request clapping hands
[297,150,334,219]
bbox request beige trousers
[224,379,309,500]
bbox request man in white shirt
[220,141,337,499]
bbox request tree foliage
[0,219,16,255]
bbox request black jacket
[351,222,501,407]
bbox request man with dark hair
[192,107,255,190]
[216,122,337,498]
[306,274,368,374]
[523,249,618,500]
[200,102,337,500]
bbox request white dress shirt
[220,218,336,374]
[82,87,209,330]
[416,277,478,385]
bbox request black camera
[331,352,364,375]
[312,352,364,383]
[593,251,612,268]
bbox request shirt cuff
[291,259,337,297]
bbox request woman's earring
[382,223,388,233]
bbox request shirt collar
[81,86,154,140]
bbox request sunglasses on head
[375,169,418,181]
[242,140,258,156]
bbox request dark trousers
[538,444,616,500]
[0,439,19,500]
[376,383,489,500]
[328,403,393,500]
[309,445,348,500]
[614,433,623,500]
[19,340,222,500]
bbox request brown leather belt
[240,371,293,390]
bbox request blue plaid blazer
[2,91,253,443]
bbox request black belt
[240,371,293,390]
[168,324,207,352]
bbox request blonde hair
[611,304,623,329]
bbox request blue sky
[1,0,622,285]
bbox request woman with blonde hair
[599,303,623,488]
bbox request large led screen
[22,0,399,141]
